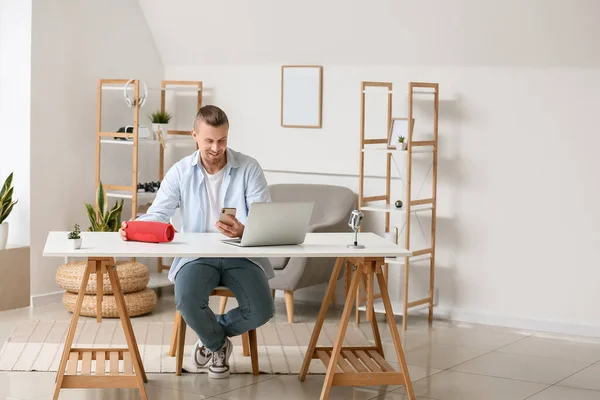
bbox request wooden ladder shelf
[356,81,440,330]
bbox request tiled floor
[1,291,600,399]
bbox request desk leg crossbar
[299,257,415,400]
[52,257,148,400]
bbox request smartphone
[219,207,236,225]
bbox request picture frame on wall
[387,117,415,150]
[280,65,323,128]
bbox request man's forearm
[135,210,170,223]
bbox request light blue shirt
[135,147,275,283]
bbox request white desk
[43,231,416,400]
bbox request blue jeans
[174,257,274,352]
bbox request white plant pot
[0,222,8,250]
[152,123,169,141]
[68,238,82,250]
[396,142,407,150]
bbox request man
[119,105,275,379]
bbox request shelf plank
[106,190,157,202]
[362,146,433,154]
[100,138,194,146]
[384,254,432,264]
[101,85,201,92]
[360,203,432,213]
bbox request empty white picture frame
[280,65,323,128]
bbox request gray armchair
[267,183,357,323]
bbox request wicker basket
[62,288,157,318]
[56,260,150,295]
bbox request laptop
[221,201,314,247]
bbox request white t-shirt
[203,167,226,233]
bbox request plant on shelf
[396,135,407,150]
[85,181,124,232]
[0,172,18,250]
[67,223,82,249]
[150,109,172,148]
[149,110,172,124]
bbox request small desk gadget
[43,231,415,400]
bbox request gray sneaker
[191,339,212,368]
[208,337,232,379]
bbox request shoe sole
[208,369,230,379]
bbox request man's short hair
[194,105,229,130]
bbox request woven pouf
[56,260,149,295]
[63,288,157,318]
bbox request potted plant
[149,110,172,145]
[396,136,407,150]
[85,181,124,232]
[0,172,18,250]
[67,223,82,249]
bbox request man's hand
[119,221,128,241]
[216,215,244,238]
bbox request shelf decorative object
[387,117,415,150]
[150,109,172,148]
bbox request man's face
[192,121,229,166]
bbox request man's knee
[175,279,209,313]
[251,295,275,327]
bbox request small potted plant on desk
[67,223,82,250]
[150,110,172,148]
[396,135,407,150]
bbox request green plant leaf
[0,172,13,200]
[97,182,107,216]
[85,203,100,232]
[105,199,124,232]
[0,202,16,224]
[150,110,173,124]
[0,186,13,206]
[0,172,16,224]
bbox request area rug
[0,320,371,375]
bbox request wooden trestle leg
[299,257,415,400]
[52,257,147,400]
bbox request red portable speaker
[124,221,175,243]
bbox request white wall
[0,0,31,247]
[29,0,164,297]
[165,63,600,336]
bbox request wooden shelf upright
[157,80,202,273]
[356,81,440,330]
[95,78,146,221]
[158,80,202,181]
